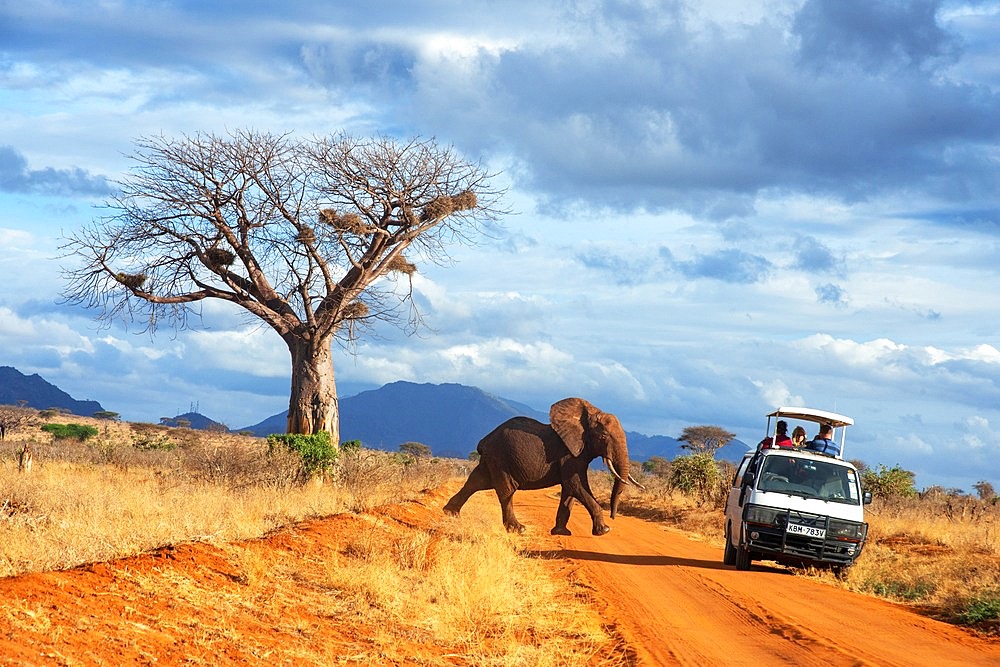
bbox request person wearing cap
[758,420,793,449]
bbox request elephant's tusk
[627,473,646,490]
[605,458,645,489]
[604,457,628,484]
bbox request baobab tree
[62,131,503,443]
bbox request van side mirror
[863,490,872,505]
[743,472,756,489]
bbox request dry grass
[0,422,463,577]
[0,417,625,664]
[849,495,1000,631]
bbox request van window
[758,457,860,504]
[732,456,752,487]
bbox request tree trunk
[286,336,340,444]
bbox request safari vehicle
[724,407,872,575]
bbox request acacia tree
[0,405,38,441]
[62,131,502,443]
[678,425,735,457]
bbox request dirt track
[0,485,997,666]
[514,488,1000,666]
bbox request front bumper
[742,505,867,566]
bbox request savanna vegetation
[0,411,622,665]
[1,407,996,664]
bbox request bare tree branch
[59,130,506,435]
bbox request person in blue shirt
[805,423,840,456]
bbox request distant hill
[0,366,105,416]
[159,412,229,431]
[0,367,748,463]
[241,381,549,458]
[239,381,748,463]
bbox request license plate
[786,522,826,539]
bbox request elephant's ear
[550,397,594,457]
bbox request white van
[723,407,871,575]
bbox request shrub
[341,439,363,453]
[131,432,176,451]
[865,577,936,601]
[266,432,338,478]
[862,464,917,499]
[642,455,671,477]
[956,590,1000,626]
[41,423,99,442]
[669,453,719,497]
[393,452,417,467]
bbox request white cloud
[1,0,1000,491]
[751,378,805,409]
[188,329,289,378]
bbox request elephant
[443,397,643,536]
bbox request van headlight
[745,505,783,526]
[829,520,867,541]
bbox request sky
[1,0,999,492]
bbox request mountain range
[0,367,748,463]
[238,381,749,463]
[0,366,105,416]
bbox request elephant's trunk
[609,475,625,519]
[605,453,631,519]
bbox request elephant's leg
[493,476,525,533]
[575,475,611,536]
[443,464,492,516]
[551,491,575,535]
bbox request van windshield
[758,456,861,504]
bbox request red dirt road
[513,488,1000,666]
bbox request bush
[669,453,719,497]
[957,590,1000,626]
[341,439,363,453]
[642,455,671,477]
[266,432,338,479]
[41,423,99,442]
[862,463,917,499]
[131,432,176,451]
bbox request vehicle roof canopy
[767,407,853,428]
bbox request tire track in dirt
[510,488,1000,666]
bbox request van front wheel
[723,523,737,566]
[735,538,753,571]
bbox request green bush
[957,590,1000,626]
[866,577,936,601]
[267,432,338,478]
[41,423,99,442]
[341,439,363,453]
[862,463,917,499]
[669,453,719,496]
[393,452,417,467]
[131,432,176,451]
[642,455,671,477]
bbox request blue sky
[1,0,998,492]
